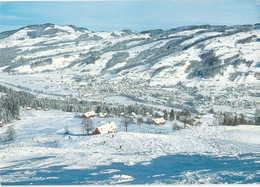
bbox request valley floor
[0,109,259,184]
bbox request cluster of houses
[81,110,209,136]
[80,110,170,135]
[81,111,117,135]
[26,106,49,111]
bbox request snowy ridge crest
[0,23,259,84]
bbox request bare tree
[137,117,143,132]
[179,108,191,128]
[121,117,131,132]
[81,119,94,134]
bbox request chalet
[153,117,166,125]
[98,112,108,118]
[98,113,105,118]
[92,121,117,135]
[187,119,197,125]
[255,109,260,125]
[130,112,137,118]
[82,111,95,119]
[155,111,164,118]
[26,106,32,110]
[196,115,202,119]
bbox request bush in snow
[172,122,182,131]
[146,117,153,125]
[64,125,69,135]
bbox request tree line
[0,85,155,125]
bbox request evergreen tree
[238,114,246,124]
[163,109,168,120]
[233,115,238,125]
[169,109,175,121]
[6,126,15,141]
[223,113,227,125]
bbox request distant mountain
[0,23,259,112]
[1,24,259,83]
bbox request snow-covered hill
[0,109,259,184]
[1,23,259,80]
[0,23,259,114]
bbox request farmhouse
[153,117,166,125]
[155,111,164,118]
[98,112,108,118]
[187,119,197,125]
[92,121,117,135]
[82,111,95,119]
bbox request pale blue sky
[0,0,259,32]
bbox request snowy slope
[0,109,259,184]
[0,24,259,81]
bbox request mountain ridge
[0,23,259,113]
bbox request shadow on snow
[1,153,259,185]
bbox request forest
[0,85,155,125]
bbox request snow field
[0,109,259,184]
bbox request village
[64,105,258,137]
[1,71,257,116]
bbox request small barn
[155,111,164,118]
[82,111,95,119]
[153,117,166,125]
[92,121,117,135]
[187,119,197,125]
